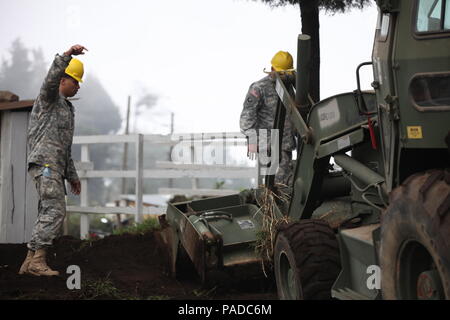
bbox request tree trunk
[299,0,320,102]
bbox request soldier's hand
[247,143,257,160]
[70,180,81,195]
[64,45,88,56]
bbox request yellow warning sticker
[407,126,423,139]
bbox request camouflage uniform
[240,75,296,185]
[27,54,78,251]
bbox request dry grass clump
[254,185,291,277]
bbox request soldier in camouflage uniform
[240,51,296,186]
[18,44,87,277]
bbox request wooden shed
[0,91,38,244]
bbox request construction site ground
[0,231,277,300]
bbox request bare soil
[0,232,277,300]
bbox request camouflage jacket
[239,75,296,151]
[27,54,79,182]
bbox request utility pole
[169,112,174,189]
[133,98,138,133]
[118,95,131,228]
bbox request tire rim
[279,251,299,299]
[398,240,444,299]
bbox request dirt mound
[0,231,276,300]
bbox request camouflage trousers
[275,150,293,186]
[27,165,66,251]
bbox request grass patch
[113,217,160,236]
[192,286,217,298]
[80,278,122,299]
[79,275,137,300]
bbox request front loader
[159,0,450,299]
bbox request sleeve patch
[249,88,259,98]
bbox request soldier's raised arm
[38,45,87,104]
[38,54,71,103]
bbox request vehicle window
[410,73,450,110]
[416,0,448,32]
[445,0,450,29]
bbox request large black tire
[274,220,341,300]
[380,169,450,299]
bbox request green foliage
[0,38,46,99]
[254,0,372,13]
[80,276,129,300]
[214,180,226,189]
[113,217,160,235]
[192,286,217,298]
[319,0,372,12]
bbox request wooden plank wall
[24,111,38,242]
[0,111,12,243]
[0,110,38,243]
[10,111,28,242]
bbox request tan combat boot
[28,248,59,276]
[18,250,35,275]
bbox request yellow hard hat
[65,58,84,83]
[271,51,293,72]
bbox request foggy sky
[0,0,378,134]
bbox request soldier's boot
[28,248,59,276]
[18,250,35,275]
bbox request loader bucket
[159,194,264,283]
